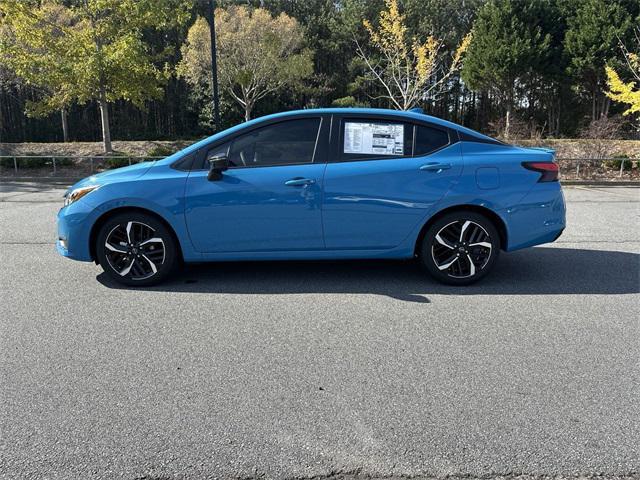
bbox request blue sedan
[57,108,566,286]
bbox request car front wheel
[95,212,178,286]
[420,211,500,286]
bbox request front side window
[226,118,321,168]
[205,142,231,164]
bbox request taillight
[522,161,559,182]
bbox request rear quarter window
[414,125,450,156]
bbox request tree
[461,0,552,139]
[403,0,481,46]
[563,0,634,121]
[0,1,75,141]
[259,0,362,108]
[401,0,482,122]
[606,27,640,120]
[0,0,189,153]
[530,0,570,137]
[355,0,471,111]
[320,0,385,108]
[179,6,313,122]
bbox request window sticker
[344,122,404,156]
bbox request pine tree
[563,0,634,121]
[461,0,552,139]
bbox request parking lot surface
[0,182,638,480]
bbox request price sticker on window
[344,122,404,156]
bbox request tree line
[0,0,639,152]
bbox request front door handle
[285,177,316,186]
[420,162,452,173]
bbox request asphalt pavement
[0,181,638,480]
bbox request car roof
[254,108,501,143]
[173,107,501,161]
[257,108,458,130]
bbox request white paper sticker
[344,122,404,156]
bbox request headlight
[64,185,100,207]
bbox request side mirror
[207,154,229,181]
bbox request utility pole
[206,0,221,131]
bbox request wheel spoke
[469,241,492,249]
[466,255,476,276]
[437,256,460,271]
[140,237,163,246]
[141,254,158,274]
[126,221,133,243]
[459,220,471,242]
[105,242,127,254]
[119,258,136,276]
[435,234,455,249]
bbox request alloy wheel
[104,221,166,281]
[431,220,493,279]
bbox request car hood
[67,161,156,193]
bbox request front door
[184,117,327,253]
[322,116,463,250]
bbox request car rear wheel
[96,212,178,286]
[419,211,500,286]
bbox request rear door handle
[420,162,452,173]
[285,177,316,186]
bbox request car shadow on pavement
[97,247,640,303]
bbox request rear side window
[414,125,449,156]
[341,120,412,161]
[227,118,321,168]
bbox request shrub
[331,96,370,108]
[54,157,74,167]
[18,157,50,168]
[147,144,177,157]
[0,156,74,169]
[604,155,634,171]
[105,157,133,169]
[0,158,16,168]
[578,117,623,160]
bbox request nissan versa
[57,108,566,286]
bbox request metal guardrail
[0,155,165,175]
[556,157,639,179]
[0,155,638,178]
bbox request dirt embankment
[516,139,640,159]
[1,138,639,181]
[0,140,195,157]
[2,138,639,159]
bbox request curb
[0,177,80,185]
[561,180,640,186]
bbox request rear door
[184,116,329,253]
[322,115,463,250]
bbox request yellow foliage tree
[606,29,640,118]
[357,0,472,111]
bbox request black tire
[419,211,500,286]
[95,211,178,286]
